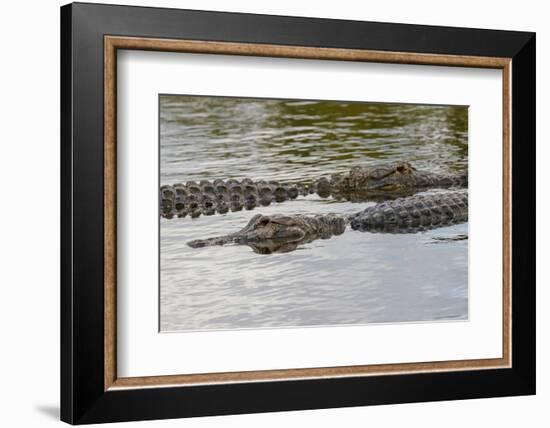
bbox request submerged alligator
[349,189,468,233]
[187,190,468,254]
[161,161,467,219]
[188,213,348,254]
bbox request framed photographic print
[60,2,536,424]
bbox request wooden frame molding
[104,35,513,391]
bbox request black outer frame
[60,2,535,424]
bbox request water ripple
[159,96,468,332]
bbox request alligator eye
[259,218,270,226]
[396,163,412,173]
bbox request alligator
[160,161,467,219]
[187,213,347,254]
[186,190,468,253]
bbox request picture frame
[60,2,535,424]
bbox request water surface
[160,95,468,332]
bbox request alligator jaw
[186,234,240,248]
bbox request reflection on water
[160,95,468,332]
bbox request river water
[160,95,468,332]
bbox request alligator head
[187,213,347,254]
[328,161,466,200]
[343,161,418,191]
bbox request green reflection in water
[160,95,467,184]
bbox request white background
[118,51,503,377]
[0,0,546,427]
